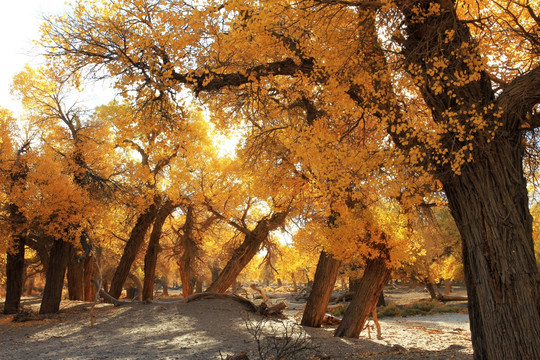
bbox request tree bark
[395,1,540,357]
[83,255,98,302]
[40,239,73,314]
[206,212,287,293]
[441,146,540,359]
[67,250,85,300]
[334,254,391,338]
[177,205,197,298]
[142,200,174,301]
[109,203,158,299]
[4,237,26,314]
[301,251,341,327]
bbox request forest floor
[0,286,472,359]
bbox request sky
[0,0,71,114]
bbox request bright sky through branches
[0,0,69,114]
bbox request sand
[0,292,472,360]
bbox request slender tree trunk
[142,200,174,301]
[195,279,203,293]
[109,203,158,299]
[40,239,73,314]
[4,237,26,314]
[67,250,84,300]
[441,145,540,359]
[334,255,391,338]
[424,280,441,300]
[25,276,35,296]
[301,251,341,327]
[206,212,287,293]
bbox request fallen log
[437,295,468,302]
[92,279,130,307]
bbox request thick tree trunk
[40,239,73,314]
[206,212,287,293]
[67,251,85,300]
[441,144,540,359]
[334,255,392,338]
[4,237,26,314]
[394,1,540,357]
[301,251,341,327]
[177,205,196,298]
[83,255,98,302]
[142,200,174,301]
[109,203,158,299]
[179,265,194,298]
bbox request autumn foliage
[1,1,540,359]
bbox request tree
[41,1,540,356]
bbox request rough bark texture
[396,1,540,357]
[301,251,341,327]
[142,200,174,301]
[177,205,196,298]
[67,251,85,300]
[83,255,98,302]
[442,148,540,359]
[40,239,73,314]
[206,212,287,293]
[4,237,26,314]
[334,255,391,338]
[109,203,158,299]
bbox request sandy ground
[0,289,472,360]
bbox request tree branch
[496,66,540,130]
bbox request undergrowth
[330,299,467,319]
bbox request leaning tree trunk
[206,212,287,293]
[334,254,392,338]
[40,239,73,314]
[301,251,341,327]
[441,140,540,359]
[109,203,158,299]
[142,200,174,301]
[4,237,26,314]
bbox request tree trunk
[109,203,158,299]
[4,237,26,314]
[395,1,540,358]
[334,255,392,338]
[206,212,287,293]
[25,276,35,296]
[441,147,540,359]
[349,277,362,293]
[40,239,73,314]
[424,280,441,300]
[195,279,203,293]
[67,250,85,300]
[142,200,174,301]
[177,205,196,298]
[301,251,341,327]
[83,255,98,302]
